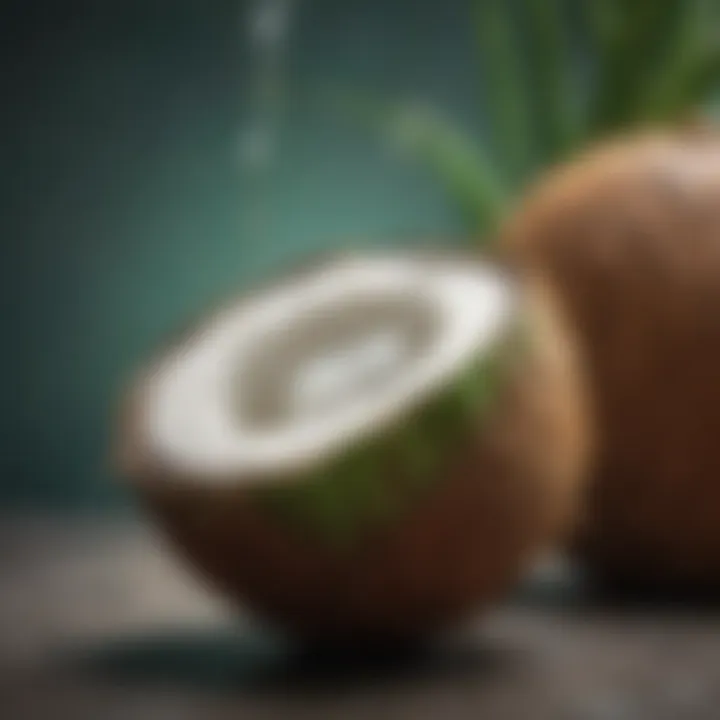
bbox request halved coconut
[502,126,720,590]
[114,250,589,642]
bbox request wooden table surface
[1,515,719,720]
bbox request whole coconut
[114,250,590,644]
[502,126,720,590]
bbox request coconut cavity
[137,254,520,544]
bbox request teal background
[6,0,486,509]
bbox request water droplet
[245,0,295,50]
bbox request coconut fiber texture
[114,251,590,643]
[503,126,720,591]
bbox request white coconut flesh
[139,255,515,485]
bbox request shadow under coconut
[64,625,522,698]
[516,558,720,622]
[512,555,592,610]
[570,573,720,620]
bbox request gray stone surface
[1,515,719,719]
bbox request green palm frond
[525,0,578,164]
[590,1,679,134]
[328,88,509,236]
[324,0,720,239]
[588,0,720,135]
[583,0,625,53]
[670,47,720,118]
[472,0,535,186]
[634,0,720,122]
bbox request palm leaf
[328,88,509,235]
[590,1,690,136]
[661,46,720,121]
[583,0,625,54]
[634,0,720,122]
[473,0,535,187]
[320,0,720,242]
[525,0,578,164]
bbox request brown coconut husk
[112,251,590,643]
[502,124,720,590]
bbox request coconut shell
[113,252,590,642]
[502,126,720,589]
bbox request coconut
[502,126,720,589]
[113,250,589,642]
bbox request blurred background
[6,0,719,512]
[4,0,494,512]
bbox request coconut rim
[115,247,523,490]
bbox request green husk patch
[253,317,527,548]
